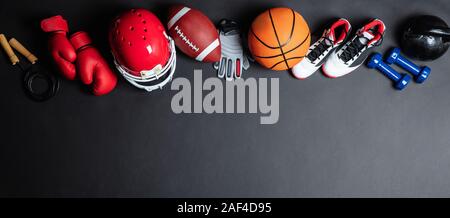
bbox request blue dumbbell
[367,53,412,90]
[385,48,431,83]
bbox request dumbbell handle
[377,60,402,81]
[393,53,421,75]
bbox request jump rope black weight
[20,61,59,102]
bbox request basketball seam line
[253,32,310,59]
[278,9,296,48]
[270,57,305,69]
[250,28,278,49]
[250,9,297,50]
[269,9,289,69]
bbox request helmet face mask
[113,38,177,92]
[109,9,177,92]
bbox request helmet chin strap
[114,38,177,92]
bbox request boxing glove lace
[70,31,117,96]
[41,15,77,80]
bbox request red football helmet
[109,9,177,92]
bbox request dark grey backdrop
[0,0,449,197]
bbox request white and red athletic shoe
[292,18,351,80]
[323,19,386,78]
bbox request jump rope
[0,34,59,102]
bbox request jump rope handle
[9,38,38,64]
[0,34,19,65]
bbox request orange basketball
[248,8,311,71]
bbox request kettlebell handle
[412,26,450,43]
[429,28,450,43]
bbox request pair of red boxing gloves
[41,15,117,96]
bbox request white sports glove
[214,19,250,81]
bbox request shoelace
[340,37,366,63]
[340,32,384,63]
[307,37,334,61]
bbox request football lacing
[174,25,199,52]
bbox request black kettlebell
[401,15,450,61]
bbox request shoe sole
[321,64,338,79]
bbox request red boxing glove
[41,15,77,80]
[70,32,117,96]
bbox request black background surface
[0,0,449,197]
